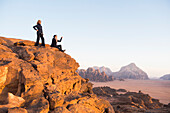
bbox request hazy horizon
[0,0,169,77]
[77,63,168,78]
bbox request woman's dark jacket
[33,24,43,34]
[51,37,62,47]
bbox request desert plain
[92,79,170,104]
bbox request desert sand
[92,79,170,104]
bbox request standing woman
[33,20,45,46]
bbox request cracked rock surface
[0,37,114,113]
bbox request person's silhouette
[51,35,65,52]
[33,20,45,46]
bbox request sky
[0,0,170,78]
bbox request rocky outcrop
[92,87,118,97]
[78,63,149,81]
[93,66,113,76]
[112,63,149,80]
[160,74,170,80]
[0,37,114,113]
[93,86,170,113]
[77,68,114,82]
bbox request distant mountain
[112,63,149,80]
[77,67,114,82]
[93,66,113,75]
[160,74,170,80]
[77,63,149,81]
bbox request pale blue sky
[0,0,170,77]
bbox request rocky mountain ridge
[77,68,114,82]
[93,66,113,76]
[0,37,114,113]
[160,74,170,80]
[77,63,149,82]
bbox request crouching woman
[51,35,65,52]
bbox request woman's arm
[57,37,63,42]
[33,25,38,31]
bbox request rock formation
[93,86,170,113]
[77,68,114,82]
[112,63,149,80]
[78,63,149,81]
[0,37,114,113]
[93,66,113,76]
[160,74,170,80]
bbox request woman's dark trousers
[35,33,45,46]
[56,45,63,51]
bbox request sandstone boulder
[50,107,71,113]
[0,37,114,113]
[0,93,25,110]
[8,107,27,113]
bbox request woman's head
[37,20,41,24]
[53,35,57,39]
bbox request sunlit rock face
[0,37,114,113]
